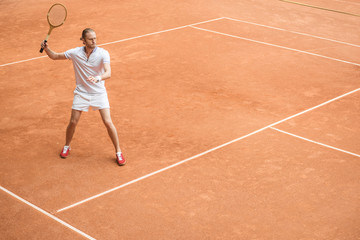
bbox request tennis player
[41,28,125,166]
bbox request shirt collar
[83,46,98,53]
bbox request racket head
[47,3,67,28]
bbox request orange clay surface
[1,0,359,239]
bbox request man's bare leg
[99,108,121,152]
[65,109,82,146]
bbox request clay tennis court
[1,0,360,239]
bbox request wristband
[96,76,102,83]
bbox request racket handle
[40,40,47,53]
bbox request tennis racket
[39,3,67,53]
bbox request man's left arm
[101,63,111,80]
[87,63,111,84]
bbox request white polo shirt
[65,46,110,94]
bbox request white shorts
[72,89,110,112]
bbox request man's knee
[69,118,80,127]
[68,110,82,127]
[103,119,114,129]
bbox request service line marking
[56,87,360,213]
[3,15,360,68]
[0,17,224,68]
[270,127,360,158]
[99,17,225,47]
[223,17,360,48]
[190,25,360,67]
[0,186,96,240]
[0,56,47,68]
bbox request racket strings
[47,4,67,27]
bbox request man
[41,28,125,166]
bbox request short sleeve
[103,50,110,63]
[64,48,77,60]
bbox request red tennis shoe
[60,146,71,158]
[116,152,126,166]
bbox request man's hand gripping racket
[40,3,67,53]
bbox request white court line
[99,17,225,47]
[56,87,360,213]
[223,17,360,48]
[0,186,96,240]
[0,56,47,67]
[270,127,360,158]
[3,16,359,68]
[190,25,360,67]
[0,17,224,68]
[333,0,360,6]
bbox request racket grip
[40,40,47,53]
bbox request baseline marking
[333,0,360,6]
[56,87,360,213]
[190,25,360,67]
[0,186,96,240]
[279,0,360,17]
[0,17,224,68]
[270,127,360,158]
[223,17,360,48]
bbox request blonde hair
[80,28,95,40]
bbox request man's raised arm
[41,41,67,60]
